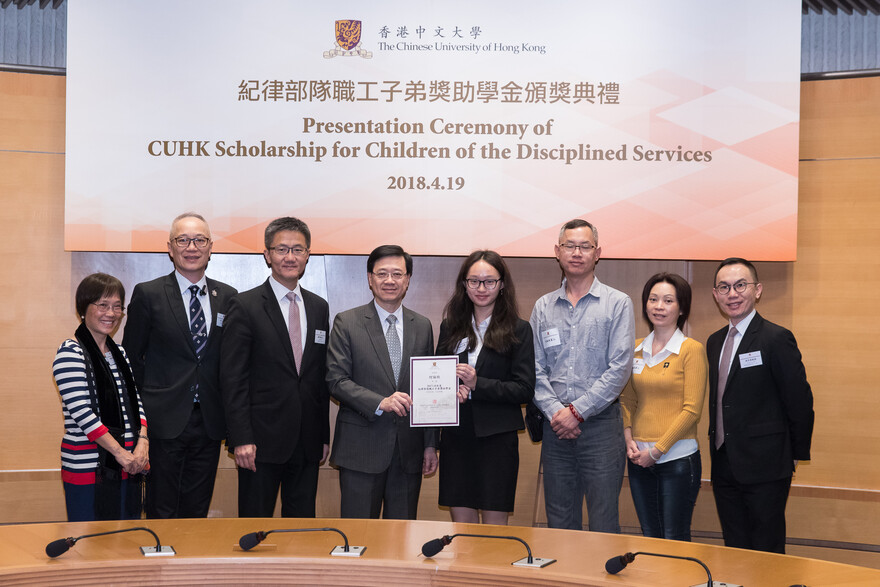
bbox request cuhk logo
[324,20,372,59]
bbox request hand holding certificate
[410,356,459,427]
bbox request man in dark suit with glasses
[220,216,330,517]
[708,257,814,553]
[123,212,237,518]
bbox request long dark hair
[438,250,520,354]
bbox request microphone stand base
[331,545,366,557]
[691,582,741,587]
[512,556,556,568]
[140,545,177,557]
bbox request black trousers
[237,442,319,518]
[145,405,220,519]
[711,445,792,553]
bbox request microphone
[199,285,207,296]
[238,527,365,557]
[421,535,452,558]
[604,551,741,587]
[45,537,76,558]
[239,531,267,551]
[420,533,555,568]
[604,552,634,574]
[45,526,175,557]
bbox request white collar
[729,309,757,336]
[268,275,302,304]
[472,314,491,332]
[374,300,403,325]
[175,271,207,297]
[636,328,686,359]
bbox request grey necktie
[715,327,738,449]
[385,314,401,385]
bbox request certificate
[409,355,459,427]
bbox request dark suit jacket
[122,272,237,440]
[327,302,436,475]
[707,312,814,484]
[220,279,330,464]
[437,318,535,437]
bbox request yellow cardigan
[620,336,709,454]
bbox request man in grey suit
[327,244,438,519]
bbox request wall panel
[800,77,880,160]
[793,158,880,490]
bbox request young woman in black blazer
[435,250,535,525]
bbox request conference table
[1,518,877,586]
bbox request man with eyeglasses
[708,257,814,553]
[530,218,635,533]
[326,244,437,519]
[123,212,237,518]
[220,216,330,517]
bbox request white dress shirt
[175,271,212,336]
[268,276,307,351]
[374,301,404,414]
[718,309,757,376]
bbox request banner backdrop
[66,0,801,259]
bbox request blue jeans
[541,402,625,532]
[63,479,136,522]
[627,450,701,541]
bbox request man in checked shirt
[530,219,635,532]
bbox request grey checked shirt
[530,277,635,421]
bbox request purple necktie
[715,327,738,449]
[286,291,302,374]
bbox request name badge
[541,328,561,348]
[739,350,762,368]
[314,329,327,344]
[632,358,645,375]
[216,313,226,327]
[454,338,468,354]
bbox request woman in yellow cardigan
[620,272,708,541]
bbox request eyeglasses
[269,245,309,257]
[714,281,758,295]
[172,236,210,249]
[372,271,407,281]
[91,302,124,315]
[558,243,596,253]
[464,278,500,290]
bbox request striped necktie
[188,285,207,356]
[188,285,207,403]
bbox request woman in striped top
[53,273,149,521]
[620,272,708,541]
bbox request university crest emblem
[336,20,361,50]
[323,19,373,59]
